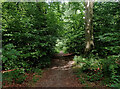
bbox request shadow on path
[33,52,83,87]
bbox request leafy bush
[2,2,62,86]
[63,2,85,54]
[2,2,62,70]
[73,55,101,71]
[3,69,27,85]
[55,39,66,53]
[2,44,21,70]
[110,83,120,88]
[100,55,120,85]
[74,55,120,84]
[93,2,120,57]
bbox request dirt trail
[33,52,83,87]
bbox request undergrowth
[2,68,42,86]
[73,54,120,88]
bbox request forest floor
[2,52,110,88]
[32,51,84,87]
[32,52,111,88]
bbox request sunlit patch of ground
[51,60,75,70]
[33,52,83,87]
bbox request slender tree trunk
[84,0,94,53]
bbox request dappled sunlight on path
[51,60,75,70]
[33,52,83,87]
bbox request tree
[84,0,94,53]
[2,2,62,70]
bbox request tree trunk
[84,0,94,53]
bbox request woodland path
[33,51,83,87]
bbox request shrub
[74,55,120,84]
[2,44,21,70]
[3,69,27,85]
[100,55,120,85]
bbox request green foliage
[74,55,120,85]
[2,2,63,86]
[2,2,120,87]
[2,68,42,85]
[100,55,120,85]
[74,55,103,82]
[63,2,120,57]
[93,2,120,57]
[2,44,21,70]
[66,2,120,86]
[111,83,120,89]
[55,39,67,53]
[74,70,86,84]
[73,55,101,70]
[3,69,27,85]
[73,55,86,66]
[62,2,85,54]
[2,2,62,70]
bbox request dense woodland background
[1,1,120,88]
